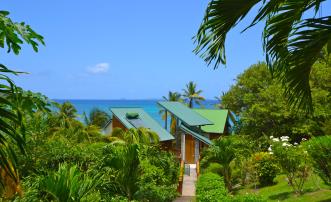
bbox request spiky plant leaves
[41,164,101,202]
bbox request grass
[236,174,331,202]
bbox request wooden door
[185,135,195,164]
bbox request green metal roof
[180,124,212,145]
[110,108,174,142]
[157,101,213,126]
[194,109,229,134]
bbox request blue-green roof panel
[157,101,213,126]
[180,124,212,145]
[110,108,174,142]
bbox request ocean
[55,99,218,125]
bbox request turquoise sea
[55,99,218,125]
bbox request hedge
[196,172,266,202]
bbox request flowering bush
[270,136,310,194]
[252,152,279,186]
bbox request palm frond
[194,0,261,68]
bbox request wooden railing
[177,160,184,194]
[196,160,200,177]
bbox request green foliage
[272,138,310,194]
[41,164,101,202]
[0,9,44,184]
[196,173,227,202]
[108,127,159,145]
[202,162,222,175]
[101,143,178,201]
[194,0,331,111]
[84,108,110,128]
[252,152,279,186]
[182,81,205,108]
[134,147,178,202]
[0,10,44,54]
[196,172,266,202]
[222,62,330,143]
[231,194,266,202]
[304,135,331,185]
[101,144,140,200]
[201,136,250,191]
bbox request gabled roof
[110,108,174,142]
[180,124,212,145]
[157,101,213,126]
[194,109,229,134]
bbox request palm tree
[107,128,159,145]
[83,108,110,128]
[41,164,100,202]
[54,101,78,128]
[102,144,140,200]
[202,137,237,191]
[160,91,182,134]
[214,92,225,109]
[182,81,205,108]
[194,0,331,112]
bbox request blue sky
[2,1,272,99]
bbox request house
[105,103,231,164]
[104,108,175,149]
[158,101,231,164]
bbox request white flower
[272,138,280,142]
[269,151,273,154]
[282,142,292,147]
[270,136,274,139]
[268,146,272,151]
[294,142,298,146]
[302,138,307,141]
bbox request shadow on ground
[268,191,292,201]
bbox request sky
[2,1,270,99]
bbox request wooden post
[165,110,167,130]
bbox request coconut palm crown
[182,81,205,108]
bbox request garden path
[174,164,197,202]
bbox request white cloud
[87,62,109,74]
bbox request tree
[108,128,159,145]
[214,92,225,109]
[102,144,140,200]
[84,108,110,128]
[222,62,330,143]
[182,81,205,108]
[201,137,238,191]
[0,10,44,184]
[53,101,78,128]
[194,0,331,111]
[160,91,182,134]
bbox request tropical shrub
[196,173,227,202]
[304,135,331,185]
[272,136,310,194]
[41,164,101,202]
[252,152,279,186]
[202,162,222,175]
[201,136,252,191]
